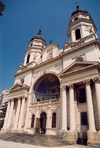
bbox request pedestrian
[62,130,65,139]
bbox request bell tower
[67,5,98,44]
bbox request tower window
[26,54,30,64]
[75,29,81,40]
[74,17,78,21]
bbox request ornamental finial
[75,2,79,9]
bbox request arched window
[26,54,30,64]
[31,114,35,128]
[75,29,81,40]
[52,112,56,128]
[75,57,84,62]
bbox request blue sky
[0,0,100,93]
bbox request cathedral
[1,5,100,147]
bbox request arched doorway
[40,112,47,134]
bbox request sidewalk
[0,140,95,148]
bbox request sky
[0,0,100,93]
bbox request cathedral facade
[2,6,100,147]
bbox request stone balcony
[29,98,60,108]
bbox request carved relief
[60,85,66,91]
[84,79,91,85]
[93,77,100,83]
[68,83,74,89]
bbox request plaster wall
[63,44,98,69]
[34,59,62,74]
[14,71,32,86]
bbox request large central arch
[33,73,60,102]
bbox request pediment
[59,61,98,76]
[9,83,30,92]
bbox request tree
[0,102,7,129]
[0,1,5,16]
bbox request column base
[87,131,100,148]
[12,129,19,133]
[1,128,6,133]
[6,128,12,133]
[17,129,24,133]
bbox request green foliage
[0,103,7,129]
[0,1,5,16]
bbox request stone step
[0,132,70,147]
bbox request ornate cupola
[67,5,98,44]
[23,29,46,66]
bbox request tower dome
[71,5,88,17]
[67,5,97,44]
[30,29,46,43]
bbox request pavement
[0,140,96,148]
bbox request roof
[30,29,46,43]
[71,5,88,17]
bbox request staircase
[0,132,70,147]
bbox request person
[62,130,65,139]
[39,128,41,134]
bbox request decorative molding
[92,77,100,83]
[60,85,66,91]
[68,83,74,89]
[83,79,91,85]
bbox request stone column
[61,85,67,131]
[3,101,11,129]
[7,99,14,128]
[13,98,21,129]
[93,77,100,130]
[84,79,96,132]
[18,97,25,129]
[69,84,75,131]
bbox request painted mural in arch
[34,74,60,102]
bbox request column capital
[11,98,14,102]
[22,94,27,99]
[83,79,91,85]
[18,96,22,100]
[68,83,74,89]
[60,85,66,91]
[93,77,100,83]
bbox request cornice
[67,18,97,36]
[9,85,30,93]
[14,39,100,77]
[68,12,89,26]
[63,39,100,55]
[25,46,43,53]
[59,63,99,78]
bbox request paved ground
[0,140,96,148]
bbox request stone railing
[30,98,59,107]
